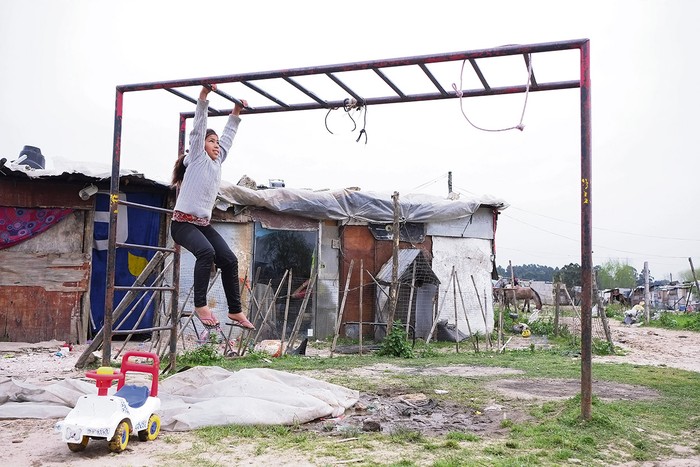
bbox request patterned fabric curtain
[0,207,74,250]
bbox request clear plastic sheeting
[217,182,508,224]
[0,367,359,431]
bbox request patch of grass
[176,342,224,367]
[651,311,700,332]
[377,322,415,358]
[445,431,480,442]
[161,324,700,467]
[389,426,425,444]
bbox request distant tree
[497,265,508,278]
[678,269,697,283]
[636,271,655,286]
[597,260,637,289]
[496,264,555,282]
[554,263,582,289]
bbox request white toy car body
[55,351,162,453]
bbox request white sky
[1,0,698,280]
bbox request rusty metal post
[579,40,593,421]
[168,114,188,372]
[103,88,124,366]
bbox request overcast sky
[1,0,698,280]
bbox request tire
[67,436,89,452]
[108,420,130,453]
[138,414,161,441]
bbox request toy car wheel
[67,436,89,452]
[138,414,161,441]
[108,420,130,453]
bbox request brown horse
[503,286,542,312]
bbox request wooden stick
[286,271,317,354]
[76,251,165,368]
[454,271,477,352]
[251,271,289,345]
[500,336,513,353]
[425,267,454,344]
[331,259,354,357]
[359,259,364,356]
[452,267,459,353]
[471,274,492,348]
[280,270,293,353]
[405,262,417,336]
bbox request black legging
[171,221,241,313]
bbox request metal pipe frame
[106,39,593,419]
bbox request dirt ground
[1,318,699,466]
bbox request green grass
[157,310,700,466]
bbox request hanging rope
[452,53,533,132]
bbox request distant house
[0,156,171,343]
[202,183,508,340]
[1,152,508,343]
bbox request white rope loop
[452,53,533,132]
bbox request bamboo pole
[405,262,417,337]
[250,270,289,348]
[76,251,165,368]
[280,270,293,353]
[470,274,492,348]
[454,270,477,352]
[286,271,317,354]
[359,260,364,356]
[331,259,354,357]
[425,266,454,344]
[689,258,700,307]
[452,267,459,353]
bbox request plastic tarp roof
[0,367,359,431]
[217,182,508,224]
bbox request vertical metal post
[169,114,188,372]
[103,88,124,366]
[579,40,593,421]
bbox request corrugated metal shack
[210,183,508,340]
[1,151,508,344]
[0,156,171,343]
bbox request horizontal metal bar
[113,285,176,291]
[326,73,364,103]
[182,80,581,117]
[283,76,328,107]
[117,39,587,92]
[118,199,173,214]
[418,63,449,96]
[372,67,406,98]
[112,325,175,334]
[210,86,248,109]
[115,242,177,253]
[241,80,289,108]
[523,54,538,87]
[164,88,222,114]
[470,59,490,91]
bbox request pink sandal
[228,314,255,330]
[195,309,219,327]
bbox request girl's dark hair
[171,129,217,187]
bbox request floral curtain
[0,207,74,250]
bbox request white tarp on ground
[0,367,359,431]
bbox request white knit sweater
[173,98,241,221]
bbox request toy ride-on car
[55,351,162,453]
